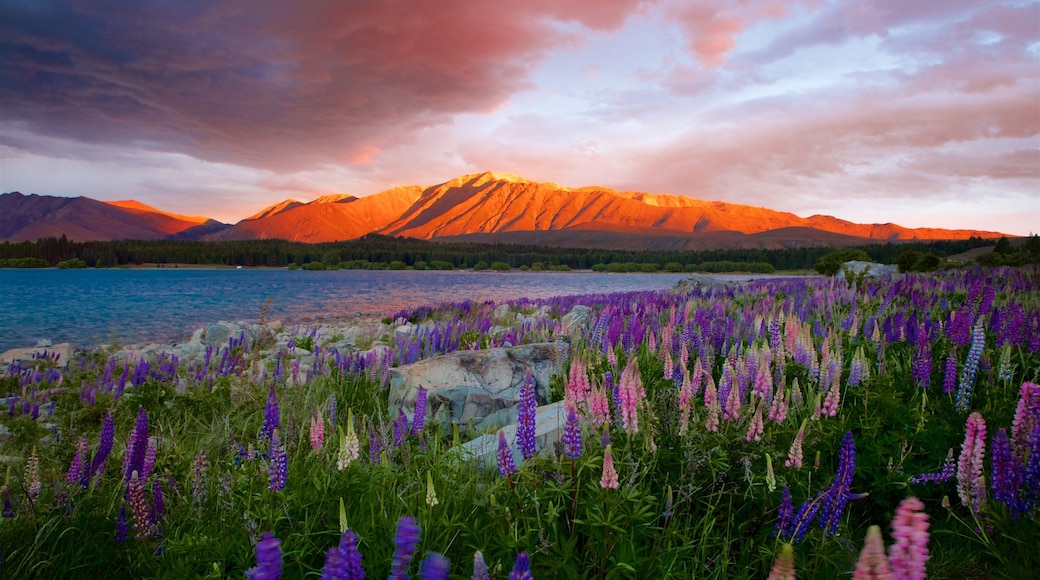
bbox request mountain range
[0,172,1005,250]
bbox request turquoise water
[0,269,694,351]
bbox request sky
[1,0,1038,235]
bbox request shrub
[814,248,870,276]
[473,261,489,271]
[300,261,327,270]
[56,258,88,269]
[489,262,510,271]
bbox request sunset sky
[1,0,1038,235]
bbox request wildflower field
[1,267,1038,578]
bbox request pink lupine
[785,420,807,469]
[587,383,611,427]
[853,525,894,579]
[678,365,693,437]
[704,374,720,433]
[25,447,41,502]
[600,445,619,489]
[957,412,987,517]
[753,357,773,401]
[724,378,742,421]
[888,496,929,580]
[310,412,325,451]
[767,543,795,580]
[1011,382,1040,458]
[746,398,765,442]
[619,357,644,435]
[822,376,841,418]
[567,353,592,406]
[768,378,788,424]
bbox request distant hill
[1,173,1007,249]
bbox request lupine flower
[619,357,644,434]
[564,404,582,459]
[310,412,326,451]
[600,445,619,489]
[955,320,985,412]
[338,417,361,471]
[1012,381,1040,458]
[768,378,788,424]
[704,374,720,433]
[587,383,611,427]
[91,410,115,481]
[888,496,929,580]
[509,552,532,580]
[496,430,516,477]
[911,340,931,389]
[141,437,157,481]
[942,352,957,394]
[322,544,348,580]
[341,530,364,579]
[990,428,1022,517]
[263,384,280,441]
[516,372,537,460]
[956,412,987,517]
[247,531,282,580]
[123,407,149,482]
[114,504,128,542]
[426,471,439,507]
[268,430,287,491]
[746,398,765,442]
[819,431,858,535]
[66,438,88,487]
[389,516,421,580]
[127,470,151,540]
[419,552,450,580]
[394,409,408,447]
[472,550,490,580]
[785,420,806,469]
[775,485,794,537]
[411,386,427,437]
[191,450,208,504]
[853,525,893,579]
[766,543,795,580]
[25,447,40,502]
[151,479,164,530]
[910,449,956,485]
[369,425,382,465]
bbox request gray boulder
[672,274,731,294]
[0,343,74,368]
[388,342,565,433]
[561,305,593,339]
[836,261,897,281]
[456,401,568,469]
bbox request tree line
[0,233,1009,272]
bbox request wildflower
[768,378,788,424]
[785,420,806,469]
[956,412,987,517]
[369,425,382,465]
[775,485,794,537]
[704,374,720,433]
[1011,381,1040,457]
[389,517,421,580]
[419,552,450,580]
[942,352,957,394]
[911,340,931,389]
[662,485,674,518]
[114,504,128,542]
[819,431,858,535]
[127,470,150,540]
[268,430,287,491]
[66,438,88,487]
[263,384,280,440]
[767,543,795,580]
[394,409,409,447]
[411,386,427,437]
[853,525,893,579]
[509,552,533,580]
[247,531,282,580]
[310,412,326,451]
[765,454,776,492]
[321,543,348,580]
[910,449,956,485]
[338,418,361,471]
[192,450,208,504]
[516,372,537,460]
[496,430,516,477]
[426,471,439,508]
[746,398,765,442]
[91,410,115,480]
[341,530,364,579]
[141,437,157,481]
[990,428,1022,517]
[955,320,985,412]
[587,383,611,427]
[564,403,582,459]
[25,447,40,502]
[600,445,619,489]
[123,406,149,482]
[888,496,929,580]
[619,357,644,434]
[472,550,490,580]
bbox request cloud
[0,0,647,171]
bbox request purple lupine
[322,544,349,580]
[394,409,409,447]
[341,530,364,579]
[263,384,280,441]
[472,551,490,580]
[910,449,956,485]
[389,516,421,580]
[66,438,88,487]
[509,552,533,580]
[123,407,149,482]
[191,450,208,504]
[955,320,985,412]
[114,504,128,542]
[942,352,958,394]
[419,553,450,580]
[141,438,157,481]
[990,428,1022,518]
[497,430,516,477]
[268,430,287,492]
[819,432,857,535]
[516,371,537,461]
[911,340,931,389]
[774,485,794,537]
[151,479,164,527]
[411,386,427,437]
[1012,381,1040,457]
[563,404,582,459]
[247,531,282,580]
[369,426,382,465]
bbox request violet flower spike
[247,531,282,580]
[516,371,537,460]
[496,430,516,477]
[563,404,582,459]
[410,386,427,437]
[509,551,533,580]
[418,552,450,580]
[389,516,421,580]
[472,550,490,580]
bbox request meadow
[1,266,1038,578]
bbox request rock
[202,323,232,347]
[672,274,731,294]
[1,343,74,367]
[836,261,897,281]
[388,343,565,433]
[494,304,511,319]
[561,305,592,338]
[456,401,568,469]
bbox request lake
[0,269,706,351]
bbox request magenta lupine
[419,552,450,580]
[746,398,764,442]
[410,386,427,437]
[888,496,930,580]
[853,525,893,579]
[310,412,326,451]
[768,378,788,424]
[263,384,280,440]
[516,372,537,461]
[1011,381,1040,458]
[66,438,88,487]
[496,430,516,477]
[724,377,742,421]
[587,383,611,427]
[600,445,619,489]
[821,373,841,417]
[389,516,421,580]
[753,357,772,401]
[268,430,287,492]
[704,374,720,433]
[957,412,987,517]
[619,357,644,434]
[563,403,582,459]
[678,364,693,436]
[247,531,282,580]
[766,543,795,580]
